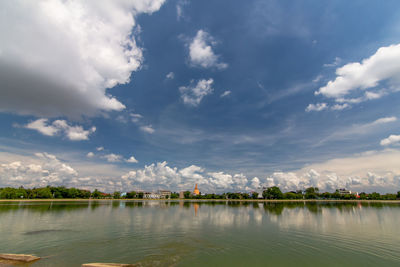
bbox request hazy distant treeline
[0,186,400,200]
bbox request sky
[1,0,400,193]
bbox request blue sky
[1,0,400,193]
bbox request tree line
[1,186,400,200]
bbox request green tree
[126,191,137,199]
[369,192,381,200]
[170,192,179,199]
[113,191,121,199]
[251,192,259,199]
[92,189,101,199]
[263,186,283,199]
[305,187,319,199]
[183,191,191,199]
[35,187,52,199]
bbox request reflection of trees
[0,201,90,214]
[305,202,322,214]
[263,202,284,215]
[125,201,143,208]
[112,200,121,209]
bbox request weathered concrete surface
[82,264,138,267]
[0,254,40,262]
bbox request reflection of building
[193,184,200,195]
[158,190,171,199]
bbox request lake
[1,200,400,266]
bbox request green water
[1,201,400,266]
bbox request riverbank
[1,198,400,203]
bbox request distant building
[338,188,352,195]
[143,192,160,199]
[179,191,185,199]
[158,190,171,199]
[193,184,200,196]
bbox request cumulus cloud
[0,0,165,118]
[125,156,139,163]
[103,153,123,162]
[166,72,175,80]
[121,162,257,192]
[86,152,94,158]
[331,103,349,111]
[96,147,104,151]
[188,30,227,69]
[24,118,96,141]
[140,125,155,134]
[179,78,214,107]
[317,43,400,99]
[305,103,328,112]
[261,149,400,193]
[380,135,400,146]
[0,152,78,188]
[220,90,231,98]
[1,149,400,193]
[130,113,143,123]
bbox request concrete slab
[0,254,40,263]
[82,264,138,267]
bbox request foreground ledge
[0,253,40,262]
[82,264,138,267]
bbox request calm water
[1,201,400,266]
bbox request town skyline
[1,0,400,194]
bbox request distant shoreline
[1,199,400,203]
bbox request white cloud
[312,75,323,83]
[305,103,328,112]
[125,156,138,163]
[121,162,256,192]
[25,118,59,136]
[166,72,175,79]
[176,0,189,21]
[0,0,165,118]
[323,57,341,67]
[140,125,155,134]
[331,103,349,110]
[179,78,214,107]
[1,149,400,193]
[24,118,96,141]
[261,149,400,193]
[317,43,400,99]
[103,153,122,162]
[315,116,397,146]
[188,30,227,69]
[372,116,397,125]
[86,152,94,158]
[380,135,400,146]
[365,90,386,100]
[220,90,231,98]
[0,152,78,188]
[334,90,387,107]
[251,177,261,189]
[96,147,104,151]
[130,113,143,123]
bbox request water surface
[1,201,399,266]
